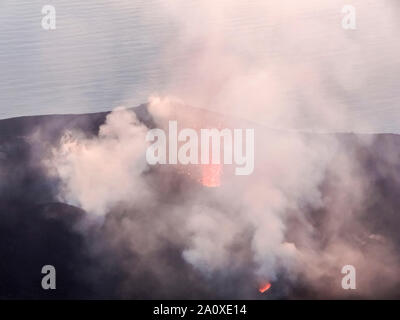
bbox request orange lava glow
[259,282,271,293]
[201,164,222,188]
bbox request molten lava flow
[201,164,222,188]
[259,282,271,293]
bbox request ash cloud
[41,102,400,299]
[1,0,400,299]
[2,104,400,299]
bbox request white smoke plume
[44,0,400,298]
[47,108,151,216]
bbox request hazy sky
[1,0,400,133]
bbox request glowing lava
[201,164,222,188]
[259,282,271,293]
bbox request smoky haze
[0,102,399,299]
[1,1,400,299]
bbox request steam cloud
[45,100,400,298]
[3,0,400,298]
